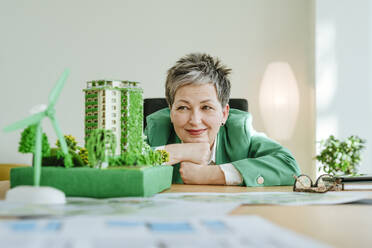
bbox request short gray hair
[165,53,231,108]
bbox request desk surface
[1,181,372,248]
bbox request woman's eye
[202,105,212,110]
[177,106,188,110]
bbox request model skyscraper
[83,80,143,155]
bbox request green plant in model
[46,134,86,167]
[87,129,117,168]
[19,124,50,157]
[108,138,169,167]
[316,135,366,175]
[78,147,89,165]
[56,134,78,151]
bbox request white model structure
[84,80,143,155]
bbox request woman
[145,53,300,186]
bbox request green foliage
[42,148,85,167]
[87,129,116,168]
[48,134,86,167]
[56,134,78,151]
[18,124,50,156]
[120,88,143,154]
[316,135,366,175]
[108,139,169,167]
[159,149,170,164]
[78,147,89,165]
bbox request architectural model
[8,74,172,199]
[84,80,143,155]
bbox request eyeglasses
[293,174,343,193]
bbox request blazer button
[257,176,264,185]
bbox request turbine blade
[3,112,45,132]
[33,123,42,186]
[49,115,73,167]
[48,69,69,108]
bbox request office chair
[143,98,248,128]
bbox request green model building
[83,80,143,155]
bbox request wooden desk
[166,184,372,248]
[2,181,372,248]
[0,180,9,200]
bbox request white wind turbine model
[3,69,73,204]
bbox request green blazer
[145,108,301,186]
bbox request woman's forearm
[204,165,226,185]
[180,162,226,185]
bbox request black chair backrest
[143,98,248,128]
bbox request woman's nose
[189,109,202,125]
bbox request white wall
[0,0,315,175]
[316,0,372,174]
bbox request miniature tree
[47,134,85,167]
[19,124,50,157]
[87,129,116,168]
[108,138,170,166]
[78,147,89,165]
[56,134,78,152]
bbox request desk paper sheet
[343,184,372,190]
[0,191,369,218]
[0,216,330,248]
[154,191,370,205]
[0,197,238,218]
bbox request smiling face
[170,83,229,147]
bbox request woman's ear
[222,104,230,124]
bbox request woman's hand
[179,162,226,185]
[164,143,210,165]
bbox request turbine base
[5,186,66,204]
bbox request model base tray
[10,166,173,198]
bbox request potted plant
[316,135,366,175]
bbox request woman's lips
[186,128,207,136]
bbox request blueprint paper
[0,216,330,248]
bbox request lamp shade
[259,62,300,141]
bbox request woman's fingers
[165,143,210,165]
[180,162,203,184]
